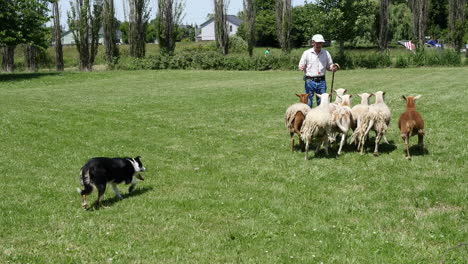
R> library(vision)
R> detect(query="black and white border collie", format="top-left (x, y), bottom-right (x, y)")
top-left (77, 156), bottom-right (146, 209)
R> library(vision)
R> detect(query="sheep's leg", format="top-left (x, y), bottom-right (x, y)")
top-left (359, 134), bottom-right (366, 154)
top-left (404, 134), bottom-right (411, 160)
top-left (299, 138), bottom-right (305, 152)
top-left (373, 132), bottom-right (382, 156)
top-left (418, 130), bottom-right (424, 152)
top-left (383, 135), bottom-right (389, 144)
top-left (304, 141), bottom-right (309, 160)
top-left (323, 137), bottom-right (329, 156)
top-left (290, 132), bottom-right (295, 152)
top-left (338, 133), bottom-right (346, 155)
top-left (315, 142), bottom-right (320, 154)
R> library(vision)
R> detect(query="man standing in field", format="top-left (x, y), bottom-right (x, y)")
top-left (298, 34), bottom-right (338, 107)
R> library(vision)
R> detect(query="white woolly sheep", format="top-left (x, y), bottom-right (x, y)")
top-left (300, 93), bottom-right (332, 160)
top-left (329, 94), bottom-right (354, 155)
top-left (351, 91), bottom-right (391, 156)
top-left (329, 88), bottom-right (348, 113)
top-left (351, 93), bottom-right (373, 131)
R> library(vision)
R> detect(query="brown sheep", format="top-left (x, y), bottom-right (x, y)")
top-left (398, 95), bottom-right (425, 160)
top-left (285, 93), bottom-right (311, 151)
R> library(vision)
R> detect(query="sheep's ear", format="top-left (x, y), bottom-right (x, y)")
top-left (296, 94), bottom-right (300, 98)
top-left (344, 89), bottom-right (348, 93)
top-left (414, 95), bottom-right (421, 100)
top-left (349, 94), bottom-right (352, 98)
top-left (383, 91), bottom-right (386, 96)
top-left (316, 94), bottom-right (322, 98)
top-left (357, 93), bottom-right (362, 98)
top-left (369, 94), bottom-right (374, 97)
top-left (402, 95), bottom-right (407, 101)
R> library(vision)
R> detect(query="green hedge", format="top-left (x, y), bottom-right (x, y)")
top-left (6, 44), bottom-right (465, 72)
top-left (115, 49), bottom-right (464, 71)
top-left (115, 52), bottom-right (300, 71)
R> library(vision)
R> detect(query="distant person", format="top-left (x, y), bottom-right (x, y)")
top-left (298, 34), bottom-right (338, 107)
top-left (264, 48), bottom-right (270, 56)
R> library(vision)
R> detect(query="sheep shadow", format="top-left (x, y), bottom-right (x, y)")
top-left (303, 144), bottom-right (339, 159)
top-left (0, 72), bottom-right (62, 82)
top-left (408, 145), bottom-right (430, 156)
top-left (358, 139), bottom-right (397, 155)
top-left (88, 186), bottom-right (153, 211)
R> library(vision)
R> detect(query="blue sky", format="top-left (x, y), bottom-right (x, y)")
top-left (58, 0), bottom-right (305, 28)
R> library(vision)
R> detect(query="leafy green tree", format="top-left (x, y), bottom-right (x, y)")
top-left (129, 0), bottom-right (150, 58)
top-left (448, 0), bottom-right (466, 52)
top-left (103, 0), bottom-right (119, 65)
top-left (156, 0), bottom-right (185, 55)
top-left (389, 2), bottom-right (413, 41)
top-left (120, 21), bottom-right (129, 44)
top-left (0, 0), bottom-right (51, 72)
top-left (317, 0), bottom-right (374, 54)
top-left (68, 0), bottom-right (103, 71)
top-left (427, 0), bottom-right (448, 40)
top-left (237, 0), bottom-right (277, 47)
top-left (146, 19), bottom-right (157, 43)
top-left (291, 3), bottom-right (325, 48)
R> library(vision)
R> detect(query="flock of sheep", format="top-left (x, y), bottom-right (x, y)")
top-left (285, 89), bottom-right (425, 160)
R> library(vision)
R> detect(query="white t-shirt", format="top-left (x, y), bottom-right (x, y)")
top-left (298, 48), bottom-right (334, 77)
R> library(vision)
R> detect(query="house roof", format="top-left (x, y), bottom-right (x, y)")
top-left (200, 15), bottom-right (243, 28)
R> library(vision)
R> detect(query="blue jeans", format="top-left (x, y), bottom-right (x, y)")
top-left (305, 80), bottom-right (327, 107)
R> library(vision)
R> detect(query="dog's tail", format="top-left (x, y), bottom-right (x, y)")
top-left (77, 168), bottom-right (93, 195)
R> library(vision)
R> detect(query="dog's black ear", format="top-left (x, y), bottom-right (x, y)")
top-left (135, 156), bottom-right (141, 160)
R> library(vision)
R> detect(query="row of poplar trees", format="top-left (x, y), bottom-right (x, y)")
top-left (0, 0), bottom-right (185, 72)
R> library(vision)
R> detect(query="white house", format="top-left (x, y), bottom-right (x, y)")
top-left (197, 15), bottom-right (242, 41)
top-left (53, 28), bottom-right (122, 45)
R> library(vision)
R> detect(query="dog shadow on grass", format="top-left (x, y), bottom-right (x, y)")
top-left (89, 186), bottom-right (153, 210)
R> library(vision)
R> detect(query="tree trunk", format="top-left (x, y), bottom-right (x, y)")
top-left (244, 0), bottom-right (256, 57)
top-left (448, 0), bottom-right (466, 53)
top-left (24, 45), bottom-right (39, 72)
top-left (214, 0), bottom-right (229, 55)
top-left (103, 0), bottom-right (119, 64)
top-left (1, 46), bottom-right (16, 73)
top-left (378, 0), bottom-right (390, 52)
top-left (129, 0), bottom-right (147, 58)
top-left (276, 0), bottom-right (292, 53)
top-left (53, 0), bottom-right (64, 71)
top-left (409, 0), bottom-right (430, 49)
top-left (339, 40), bottom-right (345, 56)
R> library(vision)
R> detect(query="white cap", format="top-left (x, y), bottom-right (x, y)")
top-left (311, 34), bottom-right (325, 43)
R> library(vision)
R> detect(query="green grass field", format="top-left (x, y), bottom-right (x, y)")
top-left (0, 68), bottom-right (466, 263)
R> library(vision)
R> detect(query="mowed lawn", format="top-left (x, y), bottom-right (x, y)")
top-left (0, 68), bottom-right (466, 263)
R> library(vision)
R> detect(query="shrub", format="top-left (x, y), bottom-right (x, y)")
top-left (228, 36), bottom-right (248, 53)
top-left (412, 49), bottom-right (426, 66)
top-left (395, 55), bottom-right (410, 68)
top-left (440, 49), bottom-right (461, 66)
top-left (332, 52), bottom-right (354, 69)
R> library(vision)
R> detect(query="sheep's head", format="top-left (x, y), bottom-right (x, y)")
top-left (358, 93), bottom-right (372, 104)
top-left (339, 94), bottom-right (352, 106)
top-left (374, 91), bottom-right (386, 103)
top-left (296, 93), bottom-right (311, 104)
top-left (317, 93), bottom-right (331, 104)
top-left (334, 88), bottom-right (347, 103)
top-left (402, 95), bottom-right (421, 107)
